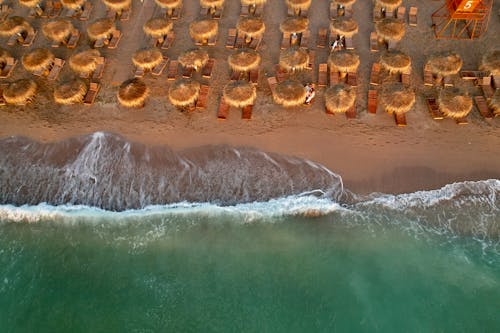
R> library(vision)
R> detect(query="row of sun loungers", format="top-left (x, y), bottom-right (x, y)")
top-left (217, 97), bottom-right (253, 120)
top-left (280, 32), bottom-right (309, 49)
top-left (200, 6), bottom-right (222, 19)
top-left (373, 5), bottom-right (417, 24)
top-left (225, 29), bottom-right (261, 50)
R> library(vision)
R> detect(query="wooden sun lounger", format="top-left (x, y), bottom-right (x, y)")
top-left (300, 30), bottom-right (310, 47)
top-left (456, 117), bottom-right (468, 125)
top-left (49, 2), bottom-right (62, 18)
top-left (92, 57), bottom-right (106, 80)
top-left (152, 57), bottom-right (168, 76)
top-left (0, 4), bottom-right (11, 21)
top-left (0, 58), bottom-right (17, 79)
top-left (42, 1), bottom-right (53, 18)
top-left (346, 103), bottom-right (357, 119)
top-left (84, 82), bottom-right (100, 105)
top-left (94, 38), bottom-right (105, 48)
top-left (387, 40), bottom-right (397, 50)
top-left (240, 5), bottom-right (249, 17)
top-left (481, 85), bottom-right (494, 99)
top-left (248, 37), bottom-right (261, 50)
top-left (226, 28), bottom-right (237, 49)
top-left (108, 31), bottom-right (122, 49)
top-left (474, 95), bottom-right (493, 119)
top-left (134, 67), bottom-right (145, 78)
top-left (7, 34), bottom-right (17, 46)
top-left (253, 5), bottom-right (263, 17)
top-left (347, 72), bottom-right (357, 87)
top-left (409, 7), bottom-right (417, 26)
top-left (281, 32), bottom-right (291, 50)
top-left (345, 37), bottom-right (354, 50)
top-left (196, 85), bottom-right (209, 110)
top-left (161, 32), bottom-right (175, 49)
top-left (22, 30), bottom-right (37, 47)
top-left (443, 76), bottom-right (454, 87)
top-left (212, 7), bottom-right (222, 19)
top-left (167, 60), bottom-right (178, 80)
top-left (394, 112), bottom-right (407, 126)
top-left (330, 70), bottom-right (339, 86)
top-left (460, 70), bottom-right (488, 81)
top-left (217, 97), bottom-right (230, 120)
top-left (182, 67), bottom-right (194, 78)
top-left (373, 6), bottom-right (382, 22)
top-left (207, 34), bottom-right (217, 46)
top-left (401, 72), bottom-right (411, 86)
top-left (317, 28), bottom-right (327, 48)
top-left (67, 30), bottom-right (80, 49)
top-left (267, 76), bottom-right (277, 96)
top-left (120, 7), bottom-right (131, 21)
top-left (370, 32), bottom-right (379, 52)
top-left (479, 75), bottom-right (491, 87)
top-left (493, 75), bottom-right (500, 89)
top-left (287, 6), bottom-right (294, 17)
top-left (385, 9), bottom-right (394, 19)
top-left (48, 58), bottom-right (64, 81)
top-left (79, 2), bottom-right (92, 21)
top-left (370, 63), bottom-right (380, 85)
top-left (242, 104), bottom-right (253, 120)
top-left (235, 34), bottom-right (244, 49)
top-left (202, 58), bottom-right (215, 78)
top-left (300, 7), bottom-right (308, 18)
top-left (0, 84), bottom-right (6, 106)
top-left (199, 6), bottom-right (208, 17)
top-left (230, 69), bottom-right (241, 81)
top-left (307, 50), bottom-right (315, 70)
top-left (397, 7), bottom-right (406, 22)
top-left (424, 65), bottom-right (434, 86)
top-left (368, 89), bottom-right (378, 114)
top-left (318, 64), bottom-right (328, 87)
top-left (426, 97), bottom-right (444, 120)
top-left (106, 9), bottom-right (116, 20)
top-left (169, 5), bottom-right (182, 19)
top-left (249, 69), bottom-right (259, 85)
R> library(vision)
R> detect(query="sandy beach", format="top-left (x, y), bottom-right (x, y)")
top-left (0, 0), bottom-right (499, 194)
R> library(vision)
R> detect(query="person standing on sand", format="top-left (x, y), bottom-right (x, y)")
top-left (305, 84), bottom-right (315, 104)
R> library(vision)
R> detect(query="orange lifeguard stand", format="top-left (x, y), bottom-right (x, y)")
top-left (431, 0), bottom-right (493, 39)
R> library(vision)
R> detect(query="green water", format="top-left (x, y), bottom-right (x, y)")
top-left (0, 217), bottom-right (499, 332)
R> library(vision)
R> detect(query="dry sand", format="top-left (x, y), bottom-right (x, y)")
top-left (0, 0), bottom-right (499, 194)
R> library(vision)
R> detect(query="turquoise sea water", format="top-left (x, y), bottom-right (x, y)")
top-left (0, 197), bottom-right (499, 332)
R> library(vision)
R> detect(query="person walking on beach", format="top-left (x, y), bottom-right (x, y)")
top-left (305, 84), bottom-right (315, 105)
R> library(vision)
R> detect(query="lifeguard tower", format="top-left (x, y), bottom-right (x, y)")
top-left (431, 0), bottom-right (493, 39)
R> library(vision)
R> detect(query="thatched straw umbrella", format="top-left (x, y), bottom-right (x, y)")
top-left (376, 0), bottom-right (401, 10)
top-left (103, 0), bottom-right (131, 13)
top-left (273, 80), bottom-right (307, 107)
top-left (223, 81), bottom-right (256, 108)
top-left (132, 48), bottom-right (163, 70)
top-left (200, 0), bottom-right (224, 9)
top-left (87, 19), bottom-right (115, 41)
top-left (69, 49), bottom-right (100, 75)
top-left (286, 0), bottom-right (311, 10)
top-left (325, 84), bottom-right (356, 113)
top-left (380, 50), bottom-right (411, 74)
top-left (3, 79), bottom-right (37, 105)
top-left (330, 17), bottom-right (358, 38)
top-left (375, 18), bottom-right (405, 41)
top-left (0, 16), bottom-right (32, 37)
top-left (61, 0), bottom-right (85, 10)
top-left (280, 17), bottom-right (309, 34)
top-left (155, 0), bottom-right (182, 15)
top-left (328, 50), bottom-right (360, 79)
top-left (426, 53), bottom-right (462, 77)
top-left (168, 79), bottom-right (200, 107)
top-left (22, 48), bottom-right (55, 73)
top-left (479, 50), bottom-right (500, 76)
top-left (189, 19), bottom-right (218, 43)
top-left (117, 78), bottom-right (149, 108)
top-left (143, 17), bottom-right (173, 39)
top-left (438, 87), bottom-right (472, 119)
top-left (42, 19), bottom-right (74, 43)
top-left (0, 48), bottom-right (12, 68)
top-left (237, 17), bottom-right (265, 42)
top-left (178, 48), bottom-right (209, 71)
top-left (279, 47), bottom-right (309, 72)
top-left (379, 82), bottom-right (415, 114)
top-left (54, 79), bottom-right (88, 105)
top-left (18, 0), bottom-right (41, 8)
top-left (228, 48), bottom-right (260, 72)
top-left (489, 89), bottom-right (499, 116)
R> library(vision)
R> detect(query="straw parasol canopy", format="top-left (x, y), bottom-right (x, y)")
top-left (18, 0), bottom-right (41, 8)
top-left (380, 50), bottom-right (411, 74)
top-left (334, 0), bottom-right (356, 7)
top-left (69, 49), bottom-right (100, 74)
top-left (330, 17), bottom-right (358, 37)
top-left (200, 0), bottom-right (224, 8)
top-left (189, 19), bottom-right (218, 41)
top-left (285, 0), bottom-right (311, 10)
top-left (223, 81), bottom-right (256, 108)
top-left (0, 16), bottom-right (32, 37)
top-left (61, 0), bottom-right (85, 9)
top-left (325, 84), bottom-right (356, 113)
top-left (42, 19), bottom-right (74, 43)
top-left (489, 89), bottom-right (500, 116)
top-left (168, 79), bottom-right (200, 107)
top-left (438, 87), bottom-right (472, 119)
top-left (132, 48), bottom-right (163, 70)
top-left (143, 17), bottom-right (173, 38)
top-left (0, 48), bottom-right (12, 67)
top-left (178, 48), bottom-right (209, 70)
top-left (479, 50), bottom-right (500, 76)
top-left (22, 48), bottom-right (55, 72)
top-left (376, 0), bottom-right (402, 10)
top-left (102, 0), bottom-right (132, 11)
top-left (87, 19), bottom-right (115, 40)
top-left (117, 78), bottom-right (149, 108)
top-left (54, 79), bottom-right (88, 105)
top-left (3, 79), bottom-right (37, 105)
top-left (273, 80), bottom-right (307, 107)
top-left (379, 82), bottom-right (415, 114)
top-left (237, 17), bottom-right (265, 38)
top-left (280, 17), bottom-right (309, 34)
top-left (426, 53), bottom-right (462, 76)
top-left (375, 18), bottom-right (405, 41)
top-left (228, 48), bottom-right (260, 72)
top-left (279, 47), bottom-right (309, 71)
top-left (155, 0), bottom-right (182, 9)
top-left (328, 50), bottom-right (360, 73)
top-left (241, 0), bottom-right (266, 5)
